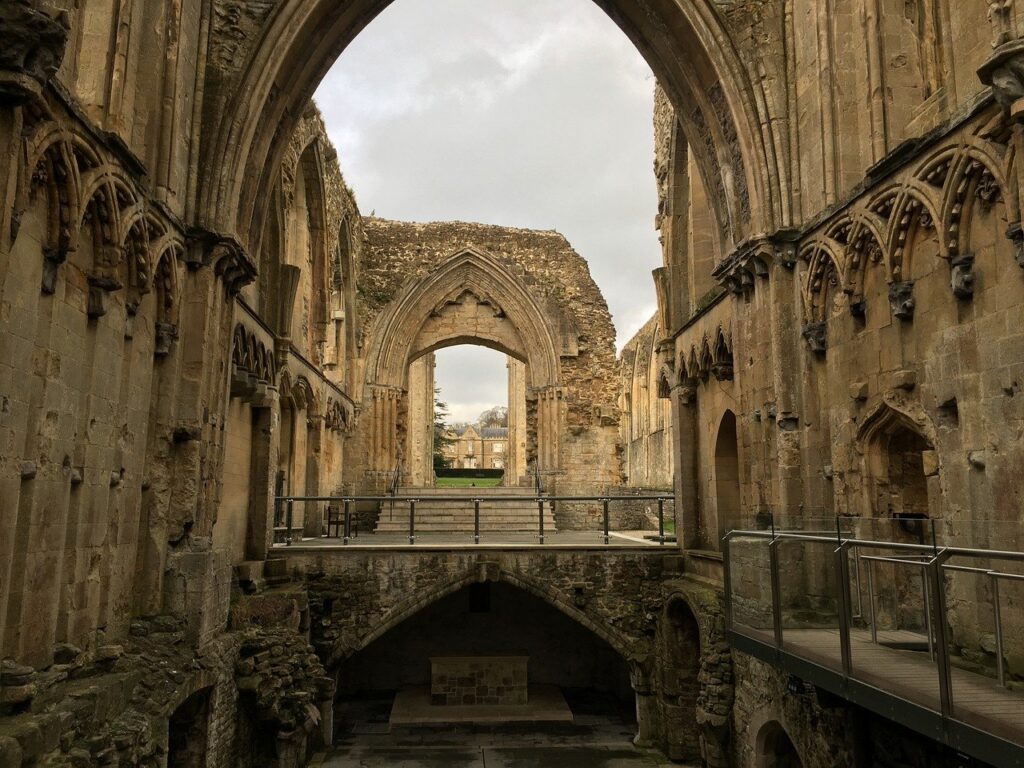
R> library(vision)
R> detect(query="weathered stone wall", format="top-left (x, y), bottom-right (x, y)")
top-left (618, 313), bottom-right (674, 490)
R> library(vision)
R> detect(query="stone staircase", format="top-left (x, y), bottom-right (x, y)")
top-left (374, 487), bottom-right (556, 534)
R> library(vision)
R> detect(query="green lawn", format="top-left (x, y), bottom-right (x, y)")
top-left (434, 476), bottom-right (503, 488)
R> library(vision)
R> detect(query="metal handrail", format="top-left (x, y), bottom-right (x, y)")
top-left (723, 527), bottom-right (1024, 716)
top-left (277, 493), bottom-right (675, 548)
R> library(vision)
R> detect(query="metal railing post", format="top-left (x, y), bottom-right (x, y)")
top-left (926, 552), bottom-right (954, 718)
top-left (603, 498), bottom-right (610, 545)
top-left (835, 541), bottom-right (854, 675)
top-left (722, 534), bottom-right (734, 630)
top-left (343, 499), bottom-right (351, 546)
top-left (538, 497), bottom-right (546, 545)
top-left (409, 499), bottom-right (416, 545)
top-left (769, 538), bottom-right (784, 649)
top-left (286, 499), bottom-right (294, 546)
top-left (657, 498), bottom-right (666, 545)
top-left (992, 573), bottom-right (1005, 688)
top-left (474, 498), bottom-right (481, 545)
top-left (921, 568), bottom-right (934, 660)
top-left (866, 556), bottom-right (877, 644)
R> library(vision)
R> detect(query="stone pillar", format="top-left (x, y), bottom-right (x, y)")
top-left (303, 414), bottom-right (324, 539)
top-left (535, 386), bottom-right (564, 479)
top-left (506, 358), bottom-right (528, 485)
top-left (768, 244), bottom-right (804, 521)
top-left (406, 354), bottom-right (435, 486)
top-left (630, 662), bottom-right (658, 748)
top-left (318, 698), bottom-right (334, 746)
top-left (246, 392), bottom-right (279, 561)
top-left (671, 380), bottom-right (700, 549)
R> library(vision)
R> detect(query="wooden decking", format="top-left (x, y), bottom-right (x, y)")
top-left (779, 627), bottom-right (1024, 747)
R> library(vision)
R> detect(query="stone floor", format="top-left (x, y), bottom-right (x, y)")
top-left (315, 744), bottom-right (674, 766)
top-left (319, 691), bottom-right (682, 767)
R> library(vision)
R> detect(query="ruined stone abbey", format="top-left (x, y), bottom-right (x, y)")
top-left (0, 0), bottom-right (1023, 766)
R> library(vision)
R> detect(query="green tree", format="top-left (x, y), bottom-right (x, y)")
top-left (433, 387), bottom-right (456, 470)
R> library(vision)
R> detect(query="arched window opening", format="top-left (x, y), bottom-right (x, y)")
top-left (714, 410), bottom-right (741, 545)
top-left (757, 721), bottom-right (803, 768)
top-left (167, 688), bottom-right (212, 768)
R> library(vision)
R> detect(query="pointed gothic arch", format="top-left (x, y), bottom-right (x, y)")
top-left (196, 0), bottom-right (785, 260)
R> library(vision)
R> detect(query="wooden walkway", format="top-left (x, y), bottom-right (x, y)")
top-left (781, 628), bottom-right (1024, 746)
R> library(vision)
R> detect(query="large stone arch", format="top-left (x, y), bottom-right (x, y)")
top-left (196, 0), bottom-right (785, 258)
top-left (357, 247), bottom-right (566, 482)
top-left (332, 567), bottom-right (640, 669)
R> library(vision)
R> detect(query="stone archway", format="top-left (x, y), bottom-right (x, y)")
top-left (755, 720), bottom-right (803, 768)
top-left (356, 248), bottom-right (565, 487)
top-left (196, 0), bottom-right (784, 261)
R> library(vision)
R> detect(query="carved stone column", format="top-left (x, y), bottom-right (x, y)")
top-left (629, 661), bottom-right (658, 748)
top-left (670, 379), bottom-right (700, 549)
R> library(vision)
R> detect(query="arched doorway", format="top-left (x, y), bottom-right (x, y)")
top-left (355, 248), bottom-right (566, 490)
top-left (756, 721), bottom-right (803, 768)
top-left (167, 688), bottom-right (212, 767)
top-left (714, 410), bottom-right (741, 543)
top-left (858, 402), bottom-right (936, 631)
top-left (660, 598), bottom-right (702, 761)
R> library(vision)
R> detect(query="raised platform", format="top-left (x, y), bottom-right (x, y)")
top-left (390, 684), bottom-right (573, 725)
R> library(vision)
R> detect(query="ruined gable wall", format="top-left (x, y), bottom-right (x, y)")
top-left (356, 218), bottom-right (618, 422)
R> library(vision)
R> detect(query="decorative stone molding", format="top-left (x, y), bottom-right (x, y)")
top-left (888, 281), bottom-right (916, 321)
top-left (801, 322), bottom-right (827, 355)
top-left (712, 230), bottom-right (800, 297)
top-left (0, 2), bottom-right (70, 105)
top-left (185, 229), bottom-right (257, 295)
top-left (950, 253), bottom-right (976, 300)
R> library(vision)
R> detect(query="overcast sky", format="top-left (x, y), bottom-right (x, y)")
top-left (314, 0), bottom-right (661, 423)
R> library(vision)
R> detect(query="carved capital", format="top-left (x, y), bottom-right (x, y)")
top-left (0, 2), bottom-right (70, 105)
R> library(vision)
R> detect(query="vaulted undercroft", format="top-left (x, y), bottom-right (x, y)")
top-left (1, 1), bottom-right (1024, 767)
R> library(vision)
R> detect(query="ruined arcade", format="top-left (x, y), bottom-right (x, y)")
top-left (0, 0), bottom-right (1023, 767)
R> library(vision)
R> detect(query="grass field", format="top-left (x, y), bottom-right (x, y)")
top-left (434, 476), bottom-right (503, 488)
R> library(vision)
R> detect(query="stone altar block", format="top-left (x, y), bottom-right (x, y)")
top-left (430, 654), bottom-right (528, 706)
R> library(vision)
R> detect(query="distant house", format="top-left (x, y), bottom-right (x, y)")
top-left (444, 424), bottom-right (509, 470)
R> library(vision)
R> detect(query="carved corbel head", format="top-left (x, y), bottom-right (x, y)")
top-left (888, 281), bottom-right (916, 321)
top-left (802, 322), bottom-right (827, 355)
top-left (950, 253), bottom-right (976, 300)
